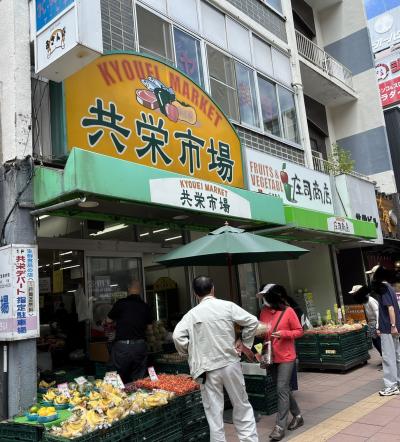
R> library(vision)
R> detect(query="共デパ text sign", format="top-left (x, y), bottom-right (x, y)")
top-left (64, 53), bottom-right (244, 188)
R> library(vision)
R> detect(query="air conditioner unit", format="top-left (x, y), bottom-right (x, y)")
top-left (34, 0), bottom-right (103, 82)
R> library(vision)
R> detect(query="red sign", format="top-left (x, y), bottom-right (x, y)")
top-left (379, 77), bottom-right (400, 107)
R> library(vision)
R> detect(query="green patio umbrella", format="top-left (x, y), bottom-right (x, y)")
top-left (157, 224), bottom-right (309, 297)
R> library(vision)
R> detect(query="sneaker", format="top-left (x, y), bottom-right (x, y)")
top-left (288, 415), bottom-right (304, 431)
top-left (379, 386), bottom-right (400, 396)
top-left (269, 425), bottom-right (285, 441)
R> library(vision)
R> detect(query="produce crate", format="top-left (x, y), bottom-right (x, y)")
top-left (244, 373), bottom-right (276, 395)
top-left (297, 328), bottom-right (370, 371)
top-left (134, 421), bottom-right (182, 442)
top-left (129, 402), bottom-right (181, 435)
top-left (185, 429), bottom-right (210, 442)
top-left (0, 422), bottom-right (44, 442)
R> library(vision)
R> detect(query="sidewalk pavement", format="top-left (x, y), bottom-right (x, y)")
top-left (224, 349), bottom-right (400, 441)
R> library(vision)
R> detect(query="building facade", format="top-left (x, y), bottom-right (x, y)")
top-left (0, 0), bottom-right (382, 416)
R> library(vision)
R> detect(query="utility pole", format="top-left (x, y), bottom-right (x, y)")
top-left (0, 0), bottom-right (37, 418)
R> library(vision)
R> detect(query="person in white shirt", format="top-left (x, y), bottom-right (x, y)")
top-left (173, 276), bottom-right (259, 442)
top-left (349, 284), bottom-right (381, 356)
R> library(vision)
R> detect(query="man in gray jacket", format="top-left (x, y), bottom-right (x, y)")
top-left (173, 276), bottom-right (259, 442)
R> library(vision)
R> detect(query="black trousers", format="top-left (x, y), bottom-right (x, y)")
top-left (111, 341), bottom-right (147, 384)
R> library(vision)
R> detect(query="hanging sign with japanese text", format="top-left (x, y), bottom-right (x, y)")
top-left (327, 217), bottom-right (355, 235)
top-left (149, 178), bottom-right (251, 219)
top-left (375, 48), bottom-right (400, 107)
top-left (0, 245), bottom-right (39, 341)
top-left (245, 148), bottom-right (334, 214)
top-left (64, 53), bottom-right (244, 188)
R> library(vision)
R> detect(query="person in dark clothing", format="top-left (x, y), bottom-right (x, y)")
top-left (367, 265), bottom-right (400, 396)
top-left (106, 279), bottom-right (152, 383)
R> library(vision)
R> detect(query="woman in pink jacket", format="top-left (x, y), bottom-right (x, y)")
top-left (258, 284), bottom-right (304, 441)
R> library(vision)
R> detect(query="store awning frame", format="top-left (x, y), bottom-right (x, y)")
top-left (33, 148), bottom-right (286, 231)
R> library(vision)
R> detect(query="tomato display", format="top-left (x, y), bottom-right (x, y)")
top-left (135, 374), bottom-right (199, 396)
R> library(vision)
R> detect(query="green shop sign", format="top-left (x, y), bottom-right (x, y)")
top-left (34, 149), bottom-right (285, 228)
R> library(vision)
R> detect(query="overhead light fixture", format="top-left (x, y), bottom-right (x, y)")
top-left (173, 215), bottom-right (189, 220)
top-left (38, 265), bottom-right (43, 269)
top-left (45, 264), bottom-right (50, 267)
top-left (62, 264), bottom-right (80, 270)
top-left (60, 251), bottom-right (73, 256)
top-left (153, 228), bottom-right (169, 234)
top-left (63, 259), bottom-right (72, 264)
top-left (110, 284), bottom-right (119, 287)
top-left (90, 224), bottom-right (128, 236)
top-left (67, 290), bottom-right (77, 293)
top-left (165, 235), bottom-right (182, 242)
top-left (78, 200), bottom-right (99, 208)
top-left (53, 261), bottom-right (60, 266)
top-left (38, 215), bottom-right (50, 220)
top-left (140, 232), bottom-right (150, 237)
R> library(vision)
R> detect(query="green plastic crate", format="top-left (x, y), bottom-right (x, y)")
top-left (135, 420), bottom-right (182, 442)
top-left (153, 361), bottom-right (190, 375)
top-left (248, 393), bottom-right (277, 415)
top-left (185, 429), bottom-right (210, 442)
top-left (0, 422), bottom-right (44, 442)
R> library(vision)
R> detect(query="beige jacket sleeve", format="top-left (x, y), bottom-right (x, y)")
top-left (231, 303), bottom-right (259, 348)
top-left (172, 314), bottom-right (190, 356)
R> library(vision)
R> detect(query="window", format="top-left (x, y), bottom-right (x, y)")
top-left (226, 18), bottom-right (251, 62)
top-left (235, 63), bottom-right (259, 128)
top-left (272, 48), bottom-right (292, 86)
top-left (253, 36), bottom-right (273, 77)
top-left (278, 86), bottom-right (299, 143)
top-left (207, 45), bottom-right (239, 121)
top-left (174, 29), bottom-right (204, 87)
top-left (201, 1), bottom-right (227, 49)
top-left (137, 5), bottom-right (174, 64)
top-left (168, 0), bottom-right (198, 31)
top-left (258, 76), bottom-right (281, 137)
top-left (264, 0), bottom-right (282, 14)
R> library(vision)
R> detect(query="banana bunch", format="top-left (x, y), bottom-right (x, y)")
top-left (69, 393), bottom-right (86, 407)
top-left (60, 418), bottom-right (88, 438)
top-left (88, 391), bottom-right (102, 401)
top-left (39, 380), bottom-right (56, 389)
top-left (95, 398), bottom-right (113, 412)
top-left (86, 409), bottom-right (105, 429)
top-left (43, 391), bottom-right (56, 402)
top-left (106, 406), bottom-right (125, 423)
top-left (54, 395), bottom-right (69, 405)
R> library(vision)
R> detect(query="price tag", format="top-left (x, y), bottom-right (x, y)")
top-left (104, 371), bottom-right (125, 389)
top-left (57, 382), bottom-right (70, 398)
top-left (325, 349), bottom-right (336, 355)
top-left (74, 376), bottom-right (87, 386)
top-left (148, 366), bottom-right (159, 382)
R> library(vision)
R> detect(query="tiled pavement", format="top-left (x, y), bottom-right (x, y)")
top-left (224, 350), bottom-right (400, 441)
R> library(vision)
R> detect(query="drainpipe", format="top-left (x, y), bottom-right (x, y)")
top-left (30, 197), bottom-right (86, 217)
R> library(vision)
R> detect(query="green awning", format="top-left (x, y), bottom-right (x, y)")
top-left (33, 148), bottom-right (285, 230)
top-left (256, 206), bottom-right (377, 243)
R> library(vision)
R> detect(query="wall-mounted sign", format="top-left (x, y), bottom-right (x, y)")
top-left (64, 54), bottom-right (244, 188)
top-left (368, 6), bottom-right (400, 53)
top-left (35, 0), bottom-right (102, 81)
top-left (35, 0), bottom-right (74, 32)
top-left (0, 245), bottom-right (39, 341)
top-left (335, 174), bottom-right (382, 243)
top-left (149, 178), bottom-right (251, 218)
top-left (327, 217), bottom-right (355, 235)
top-left (245, 148), bottom-right (334, 213)
top-left (36, 9), bottom-right (76, 74)
top-left (375, 49), bottom-right (400, 107)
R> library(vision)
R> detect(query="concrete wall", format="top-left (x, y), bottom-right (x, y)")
top-left (314, 0), bottom-right (395, 192)
top-left (0, 0), bottom-right (32, 162)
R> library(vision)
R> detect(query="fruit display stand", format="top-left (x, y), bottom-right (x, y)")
top-left (241, 362), bottom-right (278, 415)
top-left (296, 324), bottom-right (369, 372)
top-left (1, 373), bottom-right (209, 442)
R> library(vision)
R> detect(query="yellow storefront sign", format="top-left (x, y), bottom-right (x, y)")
top-left (64, 53), bottom-right (244, 188)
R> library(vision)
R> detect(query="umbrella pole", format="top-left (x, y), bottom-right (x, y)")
top-left (228, 254), bottom-right (233, 302)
